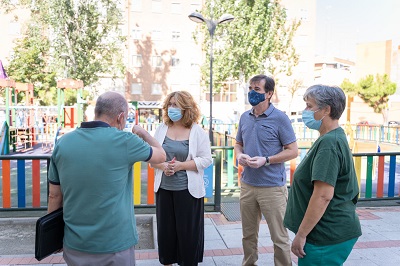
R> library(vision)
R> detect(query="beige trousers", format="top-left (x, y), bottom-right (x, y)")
top-left (240, 182), bottom-right (292, 266)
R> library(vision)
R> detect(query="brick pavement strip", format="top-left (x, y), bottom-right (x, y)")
top-left (1, 207), bottom-right (400, 265)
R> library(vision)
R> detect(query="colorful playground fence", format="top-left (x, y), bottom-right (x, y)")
top-left (0, 148), bottom-right (399, 211)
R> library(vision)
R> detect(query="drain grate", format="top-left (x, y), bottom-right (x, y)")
top-left (220, 202), bottom-right (267, 222)
top-left (221, 202), bottom-right (242, 222)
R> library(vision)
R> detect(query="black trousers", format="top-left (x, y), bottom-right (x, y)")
top-left (156, 188), bottom-right (204, 266)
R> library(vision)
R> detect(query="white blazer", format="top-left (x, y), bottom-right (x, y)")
top-left (154, 123), bottom-right (212, 198)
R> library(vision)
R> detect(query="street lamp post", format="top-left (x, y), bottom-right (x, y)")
top-left (188, 12), bottom-right (234, 145)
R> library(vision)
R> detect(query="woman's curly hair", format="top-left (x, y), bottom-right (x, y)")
top-left (162, 91), bottom-right (201, 128)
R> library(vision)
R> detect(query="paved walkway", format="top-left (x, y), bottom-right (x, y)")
top-left (1, 206), bottom-right (400, 265)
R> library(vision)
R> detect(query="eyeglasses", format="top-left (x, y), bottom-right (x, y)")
top-left (117, 112), bottom-right (126, 121)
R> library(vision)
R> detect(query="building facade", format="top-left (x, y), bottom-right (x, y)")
top-left (1, 0), bottom-right (317, 121)
top-left (270, 0), bottom-right (317, 116)
top-left (123, 0), bottom-right (203, 104)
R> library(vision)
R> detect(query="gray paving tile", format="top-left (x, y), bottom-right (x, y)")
top-left (354, 247), bottom-right (400, 266)
top-left (217, 228), bottom-right (243, 249)
top-left (137, 257), bottom-right (215, 266)
top-left (345, 249), bottom-right (378, 265)
top-left (205, 238), bottom-right (228, 250)
top-left (205, 224), bottom-right (222, 240)
top-left (137, 259), bottom-right (161, 265)
top-left (361, 219), bottom-right (400, 232)
top-left (358, 226), bottom-right (390, 242)
top-left (376, 230), bottom-right (400, 240)
top-left (371, 212), bottom-right (400, 225)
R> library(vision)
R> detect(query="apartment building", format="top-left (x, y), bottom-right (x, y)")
top-left (1, 0), bottom-right (317, 120)
top-left (354, 40), bottom-right (400, 124)
top-left (123, 0), bottom-right (203, 103)
top-left (268, 0), bottom-right (316, 115)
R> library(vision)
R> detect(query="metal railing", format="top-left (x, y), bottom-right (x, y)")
top-left (1, 123), bottom-right (399, 211)
top-left (1, 149), bottom-right (399, 211)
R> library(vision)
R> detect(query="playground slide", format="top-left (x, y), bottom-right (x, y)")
top-left (0, 121), bottom-right (9, 155)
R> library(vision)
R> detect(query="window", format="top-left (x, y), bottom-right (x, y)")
top-left (152, 56), bottom-right (162, 67)
top-left (132, 55), bottom-right (142, 67)
top-left (171, 2), bottom-right (182, 14)
top-left (132, 0), bottom-right (142, 11)
top-left (152, 30), bottom-right (162, 40)
top-left (131, 83), bottom-right (142, 95)
top-left (152, 0), bottom-right (162, 13)
top-left (300, 8), bottom-right (308, 21)
top-left (132, 27), bottom-right (142, 40)
top-left (171, 56), bottom-right (180, 67)
top-left (151, 83), bottom-right (162, 95)
top-left (190, 57), bottom-right (200, 67)
top-left (172, 31), bottom-right (181, 41)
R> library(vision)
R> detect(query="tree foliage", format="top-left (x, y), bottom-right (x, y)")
top-left (1, 0), bottom-right (125, 99)
top-left (341, 74), bottom-right (397, 120)
top-left (287, 78), bottom-right (303, 112)
top-left (340, 78), bottom-right (357, 96)
top-left (6, 23), bottom-right (58, 105)
top-left (195, 0), bottom-right (300, 92)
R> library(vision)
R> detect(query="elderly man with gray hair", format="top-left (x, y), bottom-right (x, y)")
top-left (47, 91), bottom-right (166, 265)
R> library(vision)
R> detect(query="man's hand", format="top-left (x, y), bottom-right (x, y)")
top-left (246, 156), bottom-right (266, 168)
top-left (237, 154), bottom-right (251, 167)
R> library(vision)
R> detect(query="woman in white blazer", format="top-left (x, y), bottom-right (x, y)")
top-left (152, 91), bottom-right (212, 266)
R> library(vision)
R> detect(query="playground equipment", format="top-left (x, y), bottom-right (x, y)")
top-left (0, 78), bottom-right (36, 152)
top-left (0, 77), bottom-right (84, 154)
top-left (56, 78), bottom-right (85, 128)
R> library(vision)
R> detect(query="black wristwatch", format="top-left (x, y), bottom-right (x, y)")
top-left (264, 156), bottom-right (270, 166)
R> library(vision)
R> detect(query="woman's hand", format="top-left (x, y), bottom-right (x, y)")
top-left (170, 160), bottom-right (184, 172)
top-left (163, 157), bottom-right (176, 176)
top-left (291, 234), bottom-right (306, 258)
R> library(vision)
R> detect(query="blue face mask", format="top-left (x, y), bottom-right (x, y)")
top-left (248, 90), bottom-right (266, 106)
top-left (302, 109), bottom-right (324, 130)
top-left (168, 107), bottom-right (183, 122)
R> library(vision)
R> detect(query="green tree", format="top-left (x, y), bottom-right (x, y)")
top-left (1, 0), bottom-right (125, 89)
top-left (341, 74), bottom-right (397, 123)
top-left (287, 78), bottom-right (303, 114)
top-left (6, 23), bottom-right (58, 105)
top-left (341, 78), bottom-right (357, 97)
top-left (195, 0), bottom-right (300, 98)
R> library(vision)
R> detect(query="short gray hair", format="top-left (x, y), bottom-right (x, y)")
top-left (303, 85), bottom-right (346, 120)
top-left (95, 91), bottom-right (128, 119)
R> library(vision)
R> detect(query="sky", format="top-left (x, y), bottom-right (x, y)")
top-left (316, 0), bottom-right (400, 61)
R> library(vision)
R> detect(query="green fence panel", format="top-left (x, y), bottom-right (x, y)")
top-left (365, 156), bottom-right (373, 198)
